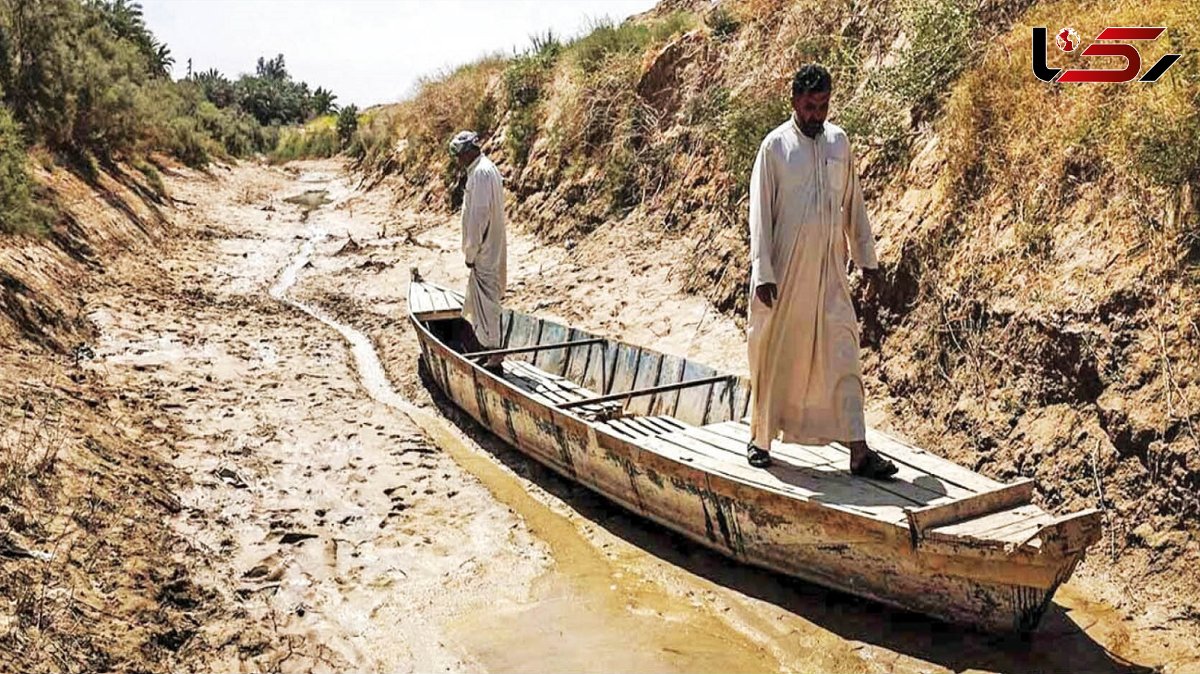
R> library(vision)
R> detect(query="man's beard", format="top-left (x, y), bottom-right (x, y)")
top-left (799, 119), bottom-right (824, 138)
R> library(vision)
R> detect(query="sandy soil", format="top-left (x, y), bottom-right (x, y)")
top-left (69, 158), bottom-right (1200, 673)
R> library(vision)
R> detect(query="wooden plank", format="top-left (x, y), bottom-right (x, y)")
top-left (710, 419), bottom-right (993, 498)
top-left (595, 419), bottom-right (639, 441)
top-left (565, 332), bottom-right (599, 385)
top-left (705, 421), bottom-right (976, 505)
top-left (644, 433), bottom-right (912, 524)
top-left (608, 417), bottom-right (664, 439)
top-left (930, 505), bottom-right (1047, 538)
top-left (652, 428), bottom-right (907, 512)
top-left (705, 377), bottom-right (737, 425)
top-left (503, 361), bottom-right (576, 404)
top-left (506, 313), bottom-right (536, 352)
top-left (408, 283), bottom-right (433, 313)
top-left (609, 344), bottom-right (642, 396)
top-left (649, 355), bottom-right (686, 418)
top-left (500, 312), bottom-right (513, 348)
top-left (638, 416), bottom-right (685, 436)
top-left (906, 479), bottom-right (1035, 542)
top-left (505, 360), bottom-right (620, 417)
top-left (430, 287), bottom-right (451, 313)
top-left (683, 424), bottom-right (832, 469)
top-left (625, 351), bottom-right (663, 416)
top-left (558, 376), bottom-right (732, 410)
top-left (675, 360), bottom-right (717, 426)
top-left (705, 421), bottom-right (849, 464)
top-left (865, 429), bottom-right (1001, 494)
top-left (536, 322), bottom-right (571, 374)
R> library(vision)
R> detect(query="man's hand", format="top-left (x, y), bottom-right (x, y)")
top-left (861, 268), bottom-right (881, 304)
top-left (755, 283), bottom-right (778, 308)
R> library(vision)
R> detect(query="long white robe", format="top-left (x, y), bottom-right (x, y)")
top-left (747, 117), bottom-right (878, 449)
top-left (461, 154), bottom-right (507, 347)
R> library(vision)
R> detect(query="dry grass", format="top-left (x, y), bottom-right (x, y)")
top-left (0, 379), bottom-right (204, 674)
top-left (944, 0), bottom-right (1199, 214)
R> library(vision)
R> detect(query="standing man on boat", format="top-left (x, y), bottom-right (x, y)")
top-left (449, 130), bottom-right (507, 373)
top-left (744, 64), bottom-right (897, 479)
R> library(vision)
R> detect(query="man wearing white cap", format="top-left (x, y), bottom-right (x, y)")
top-left (449, 130), bottom-right (507, 372)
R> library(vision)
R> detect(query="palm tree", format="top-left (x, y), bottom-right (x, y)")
top-left (311, 87), bottom-right (338, 116)
top-left (151, 40), bottom-right (174, 78)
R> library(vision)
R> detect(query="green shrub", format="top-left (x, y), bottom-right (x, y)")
top-left (271, 123), bottom-right (339, 163)
top-left (721, 91), bottom-right (790, 199)
top-left (570, 13), bottom-right (697, 74)
top-left (885, 0), bottom-right (979, 115)
top-left (336, 105), bottom-right (359, 147)
top-left (503, 52), bottom-right (557, 167)
top-left (706, 6), bottom-right (740, 38)
top-left (571, 17), bottom-right (652, 74)
top-left (133, 158), bottom-right (166, 197)
top-left (0, 104), bottom-right (49, 235)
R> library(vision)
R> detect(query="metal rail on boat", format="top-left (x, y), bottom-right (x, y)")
top-left (557, 375), bottom-right (734, 410)
top-left (464, 338), bottom-right (607, 361)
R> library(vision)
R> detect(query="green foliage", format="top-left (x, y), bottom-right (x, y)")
top-left (504, 54), bottom-right (551, 109)
top-left (684, 84), bottom-right (730, 149)
top-left (132, 157), bottom-right (165, 197)
top-left (471, 95), bottom-right (498, 138)
top-left (502, 50), bottom-right (557, 167)
top-left (191, 68), bottom-right (236, 107)
top-left (527, 30), bottom-right (561, 58)
top-left (886, 0), bottom-right (979, 115)
top-left (346, 112), bottom-right (396, 173)
top-left (91, 0), bottom-right (171, 78)
top-left (233, 55), bottom-right (317, 126)
top-left (336, 104), bottom-right (358, 147)
top-left (312, 86), bottom-right (337, 116)
top-left (1132, 114), bottom-right (1200, 189)
top-left (721, 91), bottom-right (790, 199)
top-left (705, 5), bottom-right (740, 38)
top-left (272, 117), bottom-right (339, 163)
top-left (570, 12), bottom-right (697, 74)
top-left (0, 103), bottom-right (49, 235)
top-left (0, 0), bottom-right (327, 169)
top-left (508, 107), bottom-right (538, 168)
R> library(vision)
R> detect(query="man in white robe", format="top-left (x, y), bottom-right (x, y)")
top-left (745, 65), bottom-right (897, 479)
top-left (449, 130), bottom-right (507, 372)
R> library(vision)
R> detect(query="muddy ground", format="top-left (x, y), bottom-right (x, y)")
top-left (30, 158), bottom-right (1198, 672)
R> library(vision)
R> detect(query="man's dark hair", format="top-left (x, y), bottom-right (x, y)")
top-left (792, 64), bottom-right (832, 96)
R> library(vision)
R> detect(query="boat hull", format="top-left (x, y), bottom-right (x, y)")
top-left (412, 313), bottom-right (1094, 633)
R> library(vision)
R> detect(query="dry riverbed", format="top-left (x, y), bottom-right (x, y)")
top-left (69, 158), bottom-right (1200, 673)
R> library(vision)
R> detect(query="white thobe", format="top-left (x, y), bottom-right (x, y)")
top-left (747, 117), bottom-right (878, 448)
top-left (461, 154), bottom-right (507, 347)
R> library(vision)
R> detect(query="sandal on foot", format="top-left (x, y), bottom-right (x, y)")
top-left (746, 444), bottom-right (772, 468)
top-left (851, 451), bottom-right (898, 479)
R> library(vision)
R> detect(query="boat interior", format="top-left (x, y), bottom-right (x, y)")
top-left (409, 280), bottom-right (1077, 549)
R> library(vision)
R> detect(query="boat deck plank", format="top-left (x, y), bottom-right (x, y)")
top-left (504, 359), bottom-right (620, 416)
top-left (409, 281), bottom-right (464, 320)
top-left (678, 425), bottom-right (967, 511)
top-left (865, 429), bottom-right (1002, 494)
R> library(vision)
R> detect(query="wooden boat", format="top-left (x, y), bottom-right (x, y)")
top-left (407, 279), bottom-right (1101, 633)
